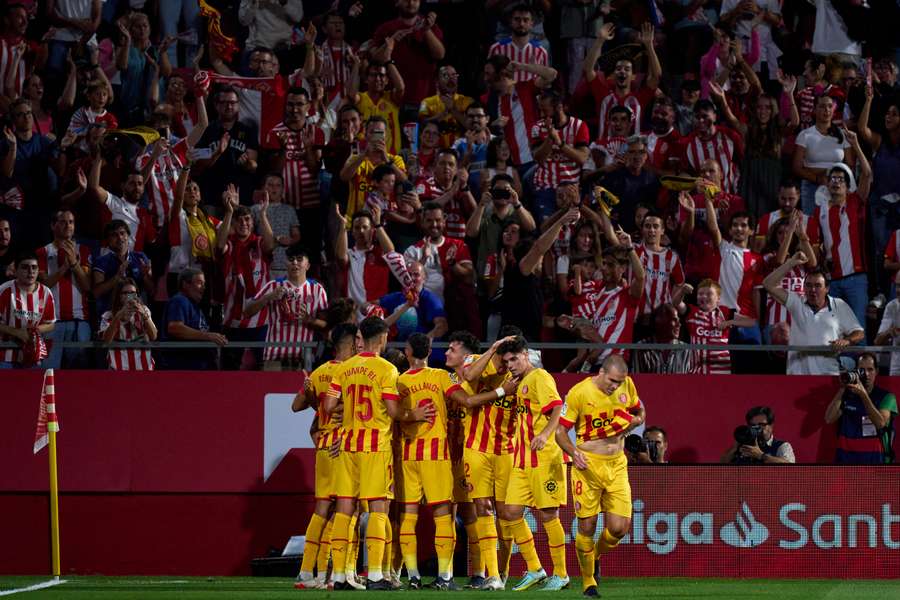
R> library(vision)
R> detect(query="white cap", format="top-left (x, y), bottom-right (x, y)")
top-left (828, 162), bottom-right (857, 192)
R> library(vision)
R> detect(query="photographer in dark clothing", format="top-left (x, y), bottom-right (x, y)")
top-left (721, 406), bottom-right (795, 464)
top-left (825, 353), bottom-right (898, 464)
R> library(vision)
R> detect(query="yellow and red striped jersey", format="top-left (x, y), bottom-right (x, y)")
top-left (398, 367), bottom-right (462, 461)
top-left (307, 359), bottom-right (344, 449)
top-left (512, 368), bottom-right (564, 468)
top-left (328, 352), bottom-right (400, 452)
top-left (559, 375), bottom-right (642, 443)
top-left (462, 354), bottom-right (517, 455)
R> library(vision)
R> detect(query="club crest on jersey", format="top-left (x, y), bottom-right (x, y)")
top-left (618, 393), bottom-right (628, 404)
top-left (545, 479), bottom-right (558, 493)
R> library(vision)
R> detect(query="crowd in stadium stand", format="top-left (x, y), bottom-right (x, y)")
top-left (0, 0), bottom-right (899, 375)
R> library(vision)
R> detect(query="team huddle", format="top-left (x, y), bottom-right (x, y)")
top-left (292, 317), bottom-right (645, 595)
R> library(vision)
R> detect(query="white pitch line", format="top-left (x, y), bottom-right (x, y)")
top-left (0, 578), bottom-right (67, 596)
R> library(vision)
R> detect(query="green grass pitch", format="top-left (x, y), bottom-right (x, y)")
top-left (1, 577), bottom-right (899, 599)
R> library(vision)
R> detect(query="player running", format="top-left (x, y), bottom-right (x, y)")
top-left (554, 354), bottom-right (645, 597)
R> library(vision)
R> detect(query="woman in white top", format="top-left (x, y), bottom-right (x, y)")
top-left (792, 94), bottom-right (854, 215)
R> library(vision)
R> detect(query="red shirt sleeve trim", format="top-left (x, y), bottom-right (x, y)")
top-left (541, 399), bottom-right (563, 415)
top-left (558, 417), bottom-right (575, 429)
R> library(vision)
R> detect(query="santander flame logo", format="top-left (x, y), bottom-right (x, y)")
top-left (719, 502), bottom-right (770, 548)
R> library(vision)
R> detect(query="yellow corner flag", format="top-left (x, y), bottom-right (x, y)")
top-left (33, 369), bottom-right (61, 577)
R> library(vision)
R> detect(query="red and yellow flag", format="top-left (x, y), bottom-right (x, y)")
top-left (198, 0), bottom-right (240, 62)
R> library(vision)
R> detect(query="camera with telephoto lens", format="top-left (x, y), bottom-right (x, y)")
top-left (624, 433), bottom-right (647, 455)
top-left (734, 424), bottom-right (765, 447)
top-left (645, 439), bottom-right (660, 463)
top-left (839, 367), bottom-right (868, 387)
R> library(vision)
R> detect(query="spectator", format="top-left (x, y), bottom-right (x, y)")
top-left (99, 277), bottom-right (157, 370)
top-left (634, 211), bottom-right (687, 328)
top-left (65, 79), bottom-right (118, 154)
top-left (238, 0), bottom-right (304, 56)
top-left (487, 4), bottom-right (549, 83)
top-left (194, 86), bottom-right (259, 209)
top-left (0, 4), bottom-right (29, 99)
top-left (6, 98), bottom-right (64, 221)
top-left (92, 220), bottom-right (154, 316)
top-left (305, 76), bottom-right (338, 144)
top-left (114, 12), bottom-right (163, 126)
top-left (825, 352), bottom-right (897, 464)
top-left (721, 406), bottom-right (796, 464)
top-left (36, 210), bottom-right (92, 369)
top-left (794, 56), bottom-right (831, 131)
top-left (452, 103), bottom-right (491, 173)
top-left (21, 73), bottom-right (55, 138)
top-left (216, 186), bottom-right (275, 370)
top-left (556, 205), bottom-right (603, 300)
top-left (682, 99), bottom-right (744, 194)
top-left (719, 0), bottom-right (782, 80)
top-left (371, 0), bottom-right (446, 113)
top-left (753, 180), bottom-right (807, 253)
top-left (0, 218), bottom-right (13, 283)
top-left (586, 105), bottom-right (633, 175)
top-left (347, 59), bottom-right (406, 155)
top-left (89, 152), bottom-right (157, 252)
top-left (45, 0), bottom-right (102, 77)
top-left (0, 251), bottom-right (55, 368)
top-left (334, 205), bottom-right (410, 318)
top-left (321, 104), bottom-right (362, 208)
top-left (166, 166), bottom-right (221, 295)
top-left (465, 173), bottom-right (536, 285)
top-left (558, 0), bottom-right (604, 94)
top-left (806, 149), bottom-right (873, 328)
top-left (482, 219), bottom-right (520, 340)
top-left (876, 272), bottom-right (900, 375)
top-left (158, 0), bottom-right (200, 67)
top-left (632, 303), bottom-right (696, 375)
top-left (379, 259), bottom-right (447, 345)
top-left (792, 95), bottom-right (854, 215)
top-left (414, 148), bottom-right (475, 241)
top-left (530, 90), bottom-right (590, 224)
top-left (404, 121), bottom-right (440, 182)
top-left (643, 96), bottom-right (682, 173)
top-left (313, 11), bottom-right (353, 110)
top-left (418, 64), bottom-right (473, 148)
top-left (681, 278), bottom-right (756, 375)
top-left (674, 79), bottom-right (701, 136)
top-left (339, 116), bottom-right (407, 226)
top-left (161, 267), bottom-right (226, 370)
top-left (251, 174), bottom-right (300, 279)
top-left (764, 258), bottom-right (864, 375)
top-left (643, 425), bottom-right (670, 464)
top-left (477, 137), bottom-right (523, 197)
top-left (583, 23), bottom-right (660, 142)
top-left (594, 136), bottom-right (660, 234)
top-left (244, 248), bottom-right (328, 371)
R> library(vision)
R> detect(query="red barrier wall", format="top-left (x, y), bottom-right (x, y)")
top-left (2, 372), bottom-right (898, 577)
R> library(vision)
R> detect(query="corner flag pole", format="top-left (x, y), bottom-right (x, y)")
top-left (48, 423), bottom-right (60, 577)
top-left (34, 368), bottom-right (61, 578)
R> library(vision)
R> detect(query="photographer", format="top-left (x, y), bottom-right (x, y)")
top-left (721, 406), bottom-right (795, 464)
top-left (625, 426), bottom-right (669, 464)
top-left (825, 353), bottom-right (898, 464)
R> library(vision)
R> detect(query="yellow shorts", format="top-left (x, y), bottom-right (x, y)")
top-left (314, 449), bottom-right (337, 499)
top-left (400, 459), bottom-right (453, 505)
top-left (464, 448), bottom-right (513, 501)
top-left (571, 451), bottom-right (631, 519)
top-left (452, 459), bottom-right (470, 503)
top-left (505, 462), bottom-right (568, 509)
top-left (334, 451), bottom-right (394, 501)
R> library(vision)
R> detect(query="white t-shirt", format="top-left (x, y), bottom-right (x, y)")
top-left (877, 298), bottom-right (900, 376)
top-left (785, 292), bottom-right (863, 375)
top-left (720, 0), bottom-right (782, 75)
top-left (105, 192), bottom-right (139, 251)
top-left (812, 0), bottom-right (862, 57)
top-left (795, 126), bottom-right (851, 170)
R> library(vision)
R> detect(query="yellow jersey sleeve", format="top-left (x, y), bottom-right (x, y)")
top-left (559, 379), bottom-right (585, 430)
top-left (533, 369), bottom-right (563, 415)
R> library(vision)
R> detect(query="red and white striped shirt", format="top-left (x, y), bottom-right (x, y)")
top-left (575, 283), bottom-right (639, 361)
top-left (415, 177), bottom-right (469, 239)
top-left (490, 80), bottom-right (539, 166)
top-left (591, 135), bottom-right (628, 167)
top-left (0, 37), bottom-right (26, 98)
top-left (316, 41), bottom-right (353, 107)
top-left (254, 278), bottom-right (328, 361)
top-left (682, 126), bottom-right (744, 194)
top-left (590, 78), bottom-right (654, 141)
top-left (644, 127), bottom-right (682, 171)
top-left (635, 245), bottom-right (685, 316)
top-left (0, 280), bottom-right (55, 363)
top-left (263, 122), bottom-right (325, 209)
top-left (711, 240), bottom-right (764, 319)
top-left (136, 138), bottom-right (189, 229)
top-left (756, 208), bottom-right (808, 239)
top-left (807, 194), bottom-right (867, 280)
top-left (221, 234), bottom-right (272, 329)
top-left (487, 38), bottom-right (549, 83)
top-left (98, 310), bottom-right (155, 370)
top-left (884, 229), bottom-right (900, 264)
top-left (763, 254), bottom-right (805, 326)
top-left (530, 116), bottom-right (589, 190)
top-left (36, 242), bottom-right (92, 321)
top-left (344, 245), bottom-right (410, 316)
top-left (686, 304), bottom-right (732, 374)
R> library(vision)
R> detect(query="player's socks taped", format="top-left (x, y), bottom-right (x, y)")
top-left (596, 528), bottom-right (622, 555)
top-left (316, 518), bottom-right (333, 576)
top-left (365, 512), bottom-right (388, 582)
top-left (497, 519), bottom-right (515, 575)
top-left (575, 532), bottom-right (596, 589)
top-left (399, 513), bottom-right (419, 578)
top-left (434, 513), bottom-right (455, 579)
top-left (464, 521), bottom-right (483, 576)
top-left (544, 517), bottom-right (568, 578)
top-left (510, 518), bottom-right (542, 572)
top-left (329, 512), bottom-right (352, 583)
top-left (299, 513), bottom-right (326, 577)
top-left (475, 516), bottom-right (500, 578)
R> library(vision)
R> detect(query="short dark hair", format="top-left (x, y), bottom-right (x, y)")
top-left (421, 201), bottom-right (443, 214)
top-left (286, 86), bottom-right (310, 101)
top-left (489, 173), bottom-right (514, 188)
top-left (359, 315), bottom-right (389, 340)
top-left (339, 104), bottom-right (361, 117)
top-left (497, 325), bottom-right (524, 339)
top-left (681, 79), bottom-right (701, 92)
top-left (285, 246), bottom-right (308, 261)
top-left (642, 210), bottom-right (664, 224)
top-left (351, 209), bottom-right (374, 225)
top-left (407, 332), bottom-right (432, 360)
top-left (857, 352), bottom-right (878, 367)
top-left (779, 179), bottom-right (801, 192)
top-left (539, 89), bottom-right (562, 107)
top-left (371, 164), bottom-right (395, 182)
top-left (383, 347), bottom-right (409, 372)
top-left (804, 267), bottom-right (830, 286)
top-left (104, 219), bottom-right (131, 238)
top-left (216, 85), bottom-right (239, 102)
top-left (326, 297), bottom-right (357, 328)
top-left (694, 99), bottom-right (717, 115)
top-left (746, 406), bottom-right (774, 425)
top-left (644, 425), bottom-right (667, 441)
top-left (465, 102), bottom-right (485, 114)
top-left (602, 246), bottom-right (630, 265)
top-left (365, 115), bottom-right (388, 129)
top-left (436, 147), bottom-right (459, 162)
top-left (234, 205), bottom-right (252, 219)
top-left (178, 267), bottom-right (203, 288)
top-left (728, 211), bottom-right (755, 229)
top-left (497, 335), bottom-right (528, 356)
top-left (264, 171), bottom-right (285, 185)
top-left (448, 330), bottom-right (479, 355)
top-left (14, 250), bottom-right (37, 266)
top-left (330, 323), bottom-right (358, 348)
top-left (487, 54), bottom-right (511, 74)
top-left (609, 105), bottom-right (633, 119)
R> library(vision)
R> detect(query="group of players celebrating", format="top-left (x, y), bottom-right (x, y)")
top-left (292, 317), bottom-right (645, 595)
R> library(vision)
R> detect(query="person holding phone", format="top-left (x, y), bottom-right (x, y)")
top-left (99, 277), bottom-right (157, 370)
